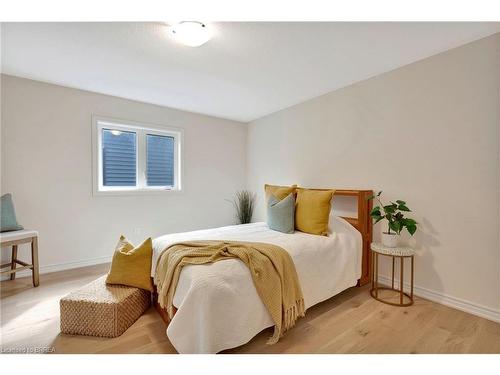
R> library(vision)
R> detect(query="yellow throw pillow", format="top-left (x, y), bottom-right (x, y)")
top-left (264, 184), bottom-right (297, 201)
top-left (295, 188), bottom-right (335, 236)
top-left (106, 236), bottom-right (154, 292)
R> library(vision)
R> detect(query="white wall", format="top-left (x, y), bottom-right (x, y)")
top-left (1, 75), bottom-right (247, 273)
top-left (247, 34), bottom-right (500, 317)
top-left (1, 34), bottom-right (499, 323)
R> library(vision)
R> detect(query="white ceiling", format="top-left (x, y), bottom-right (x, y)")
top-left (2, 22), bottom-right (499, 122)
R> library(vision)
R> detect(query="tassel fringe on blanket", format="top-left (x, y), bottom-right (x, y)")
top-left (269, 298), bottom-right (306, 344)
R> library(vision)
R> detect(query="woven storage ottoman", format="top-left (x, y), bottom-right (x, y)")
top-left (60, 276), bottom-right (151, 338)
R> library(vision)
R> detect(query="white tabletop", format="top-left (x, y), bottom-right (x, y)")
top-left (371, 242), bottom-right (415, 256)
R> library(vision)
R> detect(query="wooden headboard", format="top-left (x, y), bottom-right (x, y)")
top-left (334, 189), bottom-right (373, 286)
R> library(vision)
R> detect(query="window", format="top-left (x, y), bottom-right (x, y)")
top-left (102, 129), bottom-right (137, 187)
top-left (93, 117), bottom-right (182, 194)
top-left (146, 134), bottom-right (175, 187)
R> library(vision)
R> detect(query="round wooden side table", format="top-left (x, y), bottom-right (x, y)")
top-left (370, 242), bottom-right (415, 307)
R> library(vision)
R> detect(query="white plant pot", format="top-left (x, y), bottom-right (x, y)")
top-left (382, 232), bottom-right (400, 248)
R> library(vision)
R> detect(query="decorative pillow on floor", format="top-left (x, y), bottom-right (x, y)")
top-left (106, 236), bottom-right (154, 292)
top-left (267, 193), bottom-right (295, 233)
top-left (264, 184), bottom-right (297, 201)
top-left (295, 188), bottom-right (335, 236)
top-left (0, 193), bottom-right (24, 232)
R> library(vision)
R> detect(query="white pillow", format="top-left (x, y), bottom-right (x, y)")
top-left (328, 213), bottom-right (353, 235)
top-left (328, 212), bottom-right (338, 234)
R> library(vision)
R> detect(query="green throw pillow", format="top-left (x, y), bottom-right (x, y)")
top-left (267, 193), bottom-right (295, 234)
top-left (1, 193), bottom-right (24, 232)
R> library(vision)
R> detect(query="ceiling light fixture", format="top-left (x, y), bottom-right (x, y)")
top-left (168, 21), bottom-right (212, 47)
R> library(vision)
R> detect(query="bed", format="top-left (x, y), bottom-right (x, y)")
top-left (151, 189), bottom-right (373, 354)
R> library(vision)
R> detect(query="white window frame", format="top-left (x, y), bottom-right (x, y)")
top-left (92, 116), bottom-right (183, 196)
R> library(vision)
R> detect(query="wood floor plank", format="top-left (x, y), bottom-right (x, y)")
top-left (1, 263), bottom-right (499, 354)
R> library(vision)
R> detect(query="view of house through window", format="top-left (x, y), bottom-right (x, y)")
top-left (146, 134), bottom-right (175, 187)
top-left (94, 118), bottom-right (181, 193)
top-left (102, 129), bottom-right (137, 187)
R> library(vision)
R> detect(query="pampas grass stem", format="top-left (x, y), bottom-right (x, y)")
top-left (228, 190), bottom-right (256, 224)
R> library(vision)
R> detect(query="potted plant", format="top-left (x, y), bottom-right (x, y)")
top-left (227, 190), bottom-right (256, 224)
top-left (368, 191), bottom-right (417, 247)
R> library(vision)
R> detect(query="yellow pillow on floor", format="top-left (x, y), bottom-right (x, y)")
top-left (106, 236), bottom-right (154, 292)
top-left (264, 184), bottom-right (297, 201)
top-left (295, 188), bottom-right (335, 236)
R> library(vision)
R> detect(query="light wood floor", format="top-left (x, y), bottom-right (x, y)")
top-left (1, 263), bottom-right (500, 354)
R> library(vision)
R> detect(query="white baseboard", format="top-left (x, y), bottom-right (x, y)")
top-left (377, 275), bottom-right (500, 324)
top-left (0, 255), bottom-right (112, 281)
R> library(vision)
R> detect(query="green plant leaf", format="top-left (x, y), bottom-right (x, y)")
top-left (384, 204), bottom-right (396, 214)
top-left (389, 221), bottom-right (401, 234)
top-left (374, 216), bottom-right (385, 224)
top-left (403, 218), bottom-right (417, 226)
top-left (406, 224), bottom-right (417, 235)
top-left (377, 191), bottom-right (382, 196)
top-left (396, 200), bottom-right (406, 205)
top-left (370, 206), bottom-right (381, 214)
top-left (398, 204), bottom-right (411, 212)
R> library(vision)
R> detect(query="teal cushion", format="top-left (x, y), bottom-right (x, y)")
top-left (1, 193), bottom-right (24, 232)
top-left (267, 193), bottom-right (295, 234)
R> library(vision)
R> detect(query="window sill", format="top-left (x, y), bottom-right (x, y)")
top-left (92, 188), bottom-right (183, 197)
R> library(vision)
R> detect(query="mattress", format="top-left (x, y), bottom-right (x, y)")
top-left (152, 217), bottom-right (362, 353)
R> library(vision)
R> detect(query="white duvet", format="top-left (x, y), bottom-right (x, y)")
top-left (152, 217), bottom-right (362, 354)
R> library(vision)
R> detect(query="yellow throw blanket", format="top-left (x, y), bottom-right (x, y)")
top-left (154, 240), bottom-right (305, 344)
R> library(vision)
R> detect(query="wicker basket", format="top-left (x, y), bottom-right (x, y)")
top-left (60, 276), bottom-right (151, 338)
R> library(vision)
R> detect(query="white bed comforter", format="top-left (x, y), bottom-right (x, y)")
top-left (152, 217), bottom-right (362, 353)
